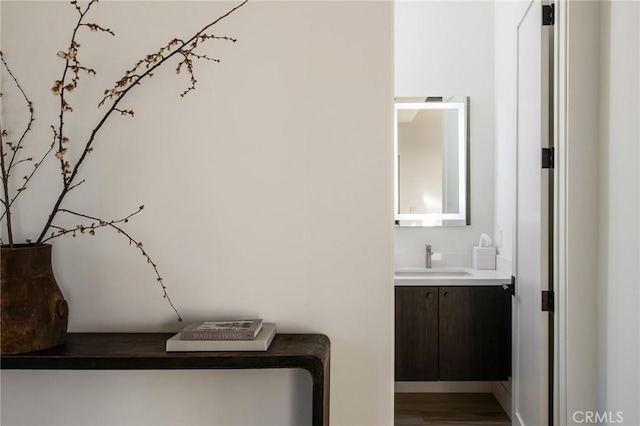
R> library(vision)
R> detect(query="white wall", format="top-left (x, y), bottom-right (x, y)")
top-left (597, 1), bottom-right (640, 424)
top-left (0, 2), bottom-right (395, 425)
top-left (394, 1), bottom-right (495, 264)
top-left (493, 0), bottom-right (519, 275)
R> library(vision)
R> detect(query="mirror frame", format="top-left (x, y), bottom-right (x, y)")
top-left (394, 97), bottom-right (470, 226)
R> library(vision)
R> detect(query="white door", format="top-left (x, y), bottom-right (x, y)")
top-left (514, 1), bottom-right (553, 425)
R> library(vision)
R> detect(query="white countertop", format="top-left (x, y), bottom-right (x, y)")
top-left (394, 267), bottom-right (510, 286)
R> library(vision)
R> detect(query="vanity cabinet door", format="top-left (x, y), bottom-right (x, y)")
top-left (395, 286), bottom-right (439, 381)
top-left (438, 286), bottom-right (511, 381)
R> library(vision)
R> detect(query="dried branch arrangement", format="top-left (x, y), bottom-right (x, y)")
top-left (0, 0), bottom-right (248, 320)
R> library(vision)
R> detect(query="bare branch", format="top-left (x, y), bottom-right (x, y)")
top-left (11, 157), bottom-right (34, 168)
top-left (0, 50), bottom-right (37, 247)
top-left (0, 119), bottom-right (13, 246)
top-left (99, 7), bottom-right (243, 106)
top-left (114, 108), bottom-right (135, 117)
top-left (67, 179), bottom-right (86, 192)
top-left (42, 206), bottom-right (144, 243)
top-left (42, 207), bottom-right (182, 321)
top-left (0, 140), bottom-right (55, 223)
top-left (36, 0), bottom-right (249, 244)
top-left (80, 22), bottom-right (115, 36)
top-left (53, 0), bottom-right (103, 186)
top-left (0, 52), bottom-right (35, 176)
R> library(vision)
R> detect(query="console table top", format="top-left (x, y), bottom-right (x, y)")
top-left (1, 332), bottom-right (331, 371)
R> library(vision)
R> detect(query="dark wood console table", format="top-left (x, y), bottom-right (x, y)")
top-left (1, 333), bottom-right (330, 426)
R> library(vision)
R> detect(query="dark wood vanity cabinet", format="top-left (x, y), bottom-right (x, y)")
top-left (395, 286), bottom-right (511, 382)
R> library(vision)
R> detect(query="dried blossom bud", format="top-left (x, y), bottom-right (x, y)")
top-left (57, 51), bottom-right (68, 59)
top-left (51, 80), bottom-right (63, 94)
top-left (82, 22), bottom-right (115, 36)
top-left (55, 148), bottom-right (67, 160)
top-left (61, 161), bottom-right (70, 178)
top-left (115, 108), bottom-right (135, 117)
top-left (62, 99), bottom-right (73, 112)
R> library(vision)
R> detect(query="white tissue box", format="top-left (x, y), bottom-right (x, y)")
top-left (472, 247), bottom-right (496, 270)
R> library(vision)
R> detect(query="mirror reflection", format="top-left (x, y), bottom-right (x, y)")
top-left (394, 97), bottom-right (469, 227)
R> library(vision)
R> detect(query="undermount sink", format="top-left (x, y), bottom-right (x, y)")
top-left (395, 269), bottom-right (471, 277)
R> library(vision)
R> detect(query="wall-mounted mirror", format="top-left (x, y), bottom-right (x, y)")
top-left (394, 96), bottom-right (470, 227)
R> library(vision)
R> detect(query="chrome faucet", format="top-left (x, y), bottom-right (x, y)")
top-left (425, 245), bottom-right (433, 268)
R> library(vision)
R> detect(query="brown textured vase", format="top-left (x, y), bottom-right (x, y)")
top-left (1, 244), bottom-right (69, 354)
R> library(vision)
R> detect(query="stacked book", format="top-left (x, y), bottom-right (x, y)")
top-left (166, 319), bottom-right (276, 352)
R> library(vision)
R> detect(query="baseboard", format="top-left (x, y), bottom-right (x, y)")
top-left (395, 381), bottom-right (493, 393)
top-left (492, 381), bottom-right (512, 420)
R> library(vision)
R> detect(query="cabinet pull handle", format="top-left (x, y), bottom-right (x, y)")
top-left (443, 291), bottom-right (449, 297)
top-left (427, 292), bottom-right (434, 299)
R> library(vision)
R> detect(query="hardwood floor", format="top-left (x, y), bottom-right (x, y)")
top-left (395, 393), bottom-right (511, 426)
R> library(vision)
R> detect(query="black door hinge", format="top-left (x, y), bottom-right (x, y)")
top-left (543, 4), bottom-right (555, 26)
top-left (542, 147), bottom-right (555, 169)
top-left (542, 290), bottom-right (554, 312)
